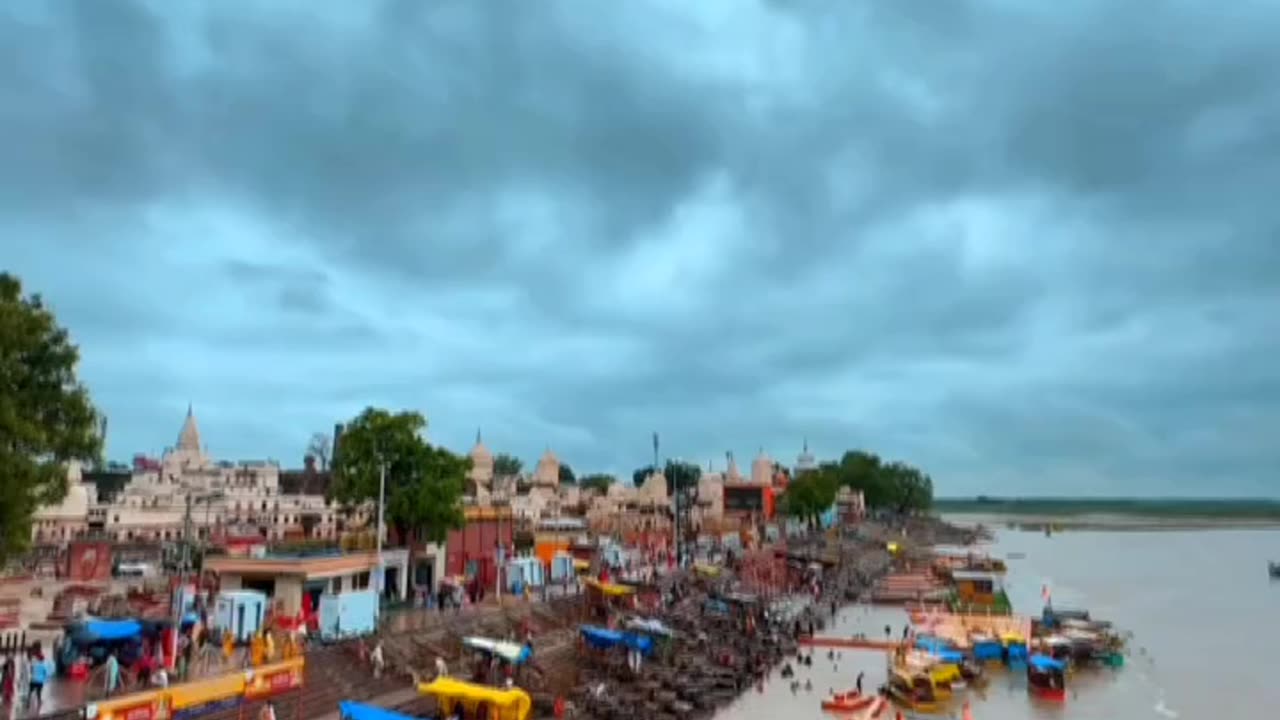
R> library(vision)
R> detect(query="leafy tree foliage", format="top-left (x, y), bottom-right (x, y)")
top-left (328, 407), bottom-right (466, 544)
top-left (632, 461), bottom-right (701, 495)
top-left (558, 463), bottom-right (576, 485)
top-left (787, 450), bottom-right (934, 515)
top-left (0, 274), bottom-right (102, 564)
top-left (780, 466), bottom-right (839, 524)
top-left (578, 473), bottom-right (616, 493)
top-left (493, 453), bottom-right (522, 477)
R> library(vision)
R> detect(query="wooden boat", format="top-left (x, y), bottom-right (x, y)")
top-left (885, 667), bottom-right (943, 713)
top-left (820, 690), bottom-right (876, 712)
top-left (1027, 654), bottom-right (1067, 702)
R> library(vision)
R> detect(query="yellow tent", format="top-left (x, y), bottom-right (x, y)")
top-left (418, 678), bottom-right (532, 720)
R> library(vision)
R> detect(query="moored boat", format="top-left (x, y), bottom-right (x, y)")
top-left (820, 690), bottom-right (875, 712)
top-left (1027, 654), bottom-right (1067, 702)
top-left (884, 667), bottom-right (944, 714)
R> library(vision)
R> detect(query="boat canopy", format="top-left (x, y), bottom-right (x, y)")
top-left (584, 579), bottom-right (636, 597)
top-left (338, 701), bottom-right (420, 720)
top-left (971, 639), bottom-right (1004, 661)
top-left (693, 564), bottom-right (721, 578)
top-left (579, 626), bottom-right (654, 655)
top-left (1028, 654), bottom-right (1066, 671)
top-left (418, 678), bottom-right (532, 720)
top-left (78, 618), bottom-right (144, 642)
top-left (461, 637), bottom-right (532, 665)
top-left (625, 618), bottom-right (674, 637)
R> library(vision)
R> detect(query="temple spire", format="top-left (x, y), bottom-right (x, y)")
top-left (177, 404), bottom-right (202, 452)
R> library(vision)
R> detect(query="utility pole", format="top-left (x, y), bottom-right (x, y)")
top-left (375, 458), bottom-right (386, 615)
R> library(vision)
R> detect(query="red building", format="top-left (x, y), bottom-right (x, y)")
top-left (445, 506), bottom-right (514, 592)
top-left (723, 483), bottom-right (776, 521)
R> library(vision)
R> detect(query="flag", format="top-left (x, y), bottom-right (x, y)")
top-left (1041, 584), bottom-right (1051, 602)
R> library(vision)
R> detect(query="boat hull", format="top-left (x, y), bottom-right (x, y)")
top-left (820, 692), bottom-right (875, 712)
top-left (1030, 685), bottom-right (1066, 702)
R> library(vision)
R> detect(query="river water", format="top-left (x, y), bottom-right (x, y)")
top-left (714, 521), bottom-right (1280, 720)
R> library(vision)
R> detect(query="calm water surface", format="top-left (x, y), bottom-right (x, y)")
top-left (714, 523), bottom-right (1280, 720)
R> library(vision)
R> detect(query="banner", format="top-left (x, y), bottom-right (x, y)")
top-left (244, 658), bottom-right (305, 700)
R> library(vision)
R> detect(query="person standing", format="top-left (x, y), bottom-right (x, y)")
top-left (27, 647), bottom-right (49, 715)
top-left (1, 651), bottom-right (14, 710)
top-left (104, 651), bottom-right (121, 697)
top-left (370, 641), bottom-right (384, 679)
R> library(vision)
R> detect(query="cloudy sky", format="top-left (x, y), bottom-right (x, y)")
top-left (4, 1), bottom-right (1279, 497)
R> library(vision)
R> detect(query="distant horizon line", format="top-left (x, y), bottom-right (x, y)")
top-left (935, 496), bottom-right (1280, 503)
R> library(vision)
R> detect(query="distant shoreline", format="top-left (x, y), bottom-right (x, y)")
top-left (933, 497), bottom-right (1280, 530)
top-left (942, 512), bottom-right (1280, 531)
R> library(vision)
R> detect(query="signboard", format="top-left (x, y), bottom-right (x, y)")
top-left (244, 658), bottom-right (304, 700)
top-left (89, 691), bottom-right (167, 720)
top-left (169, 673), bottom-right (246, 720)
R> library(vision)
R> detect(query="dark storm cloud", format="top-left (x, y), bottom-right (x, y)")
top-left (3, 0), bottom-right (1279, 494)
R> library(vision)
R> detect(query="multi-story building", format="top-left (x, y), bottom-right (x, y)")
top-left (31, 406), bottom-right (344, 545)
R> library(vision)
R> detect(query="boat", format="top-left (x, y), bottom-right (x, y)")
top-left (418, 677), bottom-right (533, 720)
top-left (1027, 654), bottom-right (1067, 702)
top-left (820, 690), bottom-right (876, 712)
top-left (1269, 562), bottom-right (1280, 579)
top-left (885, 667), bottom-right (943, 713)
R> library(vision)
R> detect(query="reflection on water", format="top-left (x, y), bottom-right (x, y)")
top-left (715, 524), bottom-right (1280, 719)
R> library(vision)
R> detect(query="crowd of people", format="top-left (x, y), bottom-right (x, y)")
top-left (1, 643), bottom-right (55, 717)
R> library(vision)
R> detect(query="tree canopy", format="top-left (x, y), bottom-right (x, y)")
top-left (783, 450), bottom-right (934, 516)
top-left (0, 273), bottom-right (102, 563)
top-left (493, 453), bottom-right (522, 478)
top-left (558, 463), bottom-right (576, 485)
top-left (779, 470), bottom-right (839, 524)
top-left (632, 461), bottom-right (701, 495)
top-left (578, 473), bottom-right (615, 493)
top-left (328, 407), bottom-right (466, 544)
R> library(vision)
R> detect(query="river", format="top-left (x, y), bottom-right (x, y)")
top-left (714, 520), bottom-right (1280, 719)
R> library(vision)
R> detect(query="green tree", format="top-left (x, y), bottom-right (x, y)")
top-left (578, 473), bottom-right (615, 493)
top-left (494, 453), bottom-right (522, 477)
top-left (663, 460), bottom-right (701, 496)
top-left (0, 273), bottom-right (102, 564)
top-left (822, 450), bottom-right (934, 513)
top-left (780, 471), bottom-right (839, 527)
top-left (328, 407), bottom-right (466, 544)
top-left (632, 461), bottom-right (700, 495)
top-left (632, 465), bottom-right (654, 487)
top-left (558, 463), bottom-right (576, 485)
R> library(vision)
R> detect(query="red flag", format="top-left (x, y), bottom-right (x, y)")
top-left (1041, 584), bottom-right (1051, 602)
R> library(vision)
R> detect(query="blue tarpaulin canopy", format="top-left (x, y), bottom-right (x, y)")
top-left (914, 637), bottom-right (947, 651)
top-left (972, 640), bottom-right (1003, 661)
top-left (579, 626), bottom-right (654, 656)
top-left (82, 619), bottom-right (143, 641)
top-left (339, 701), bottom-right (421, 720)
top-left (915, 637), bottom-right (964, 664)
top-left (1028, 654), bottom-right (1066, 671)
